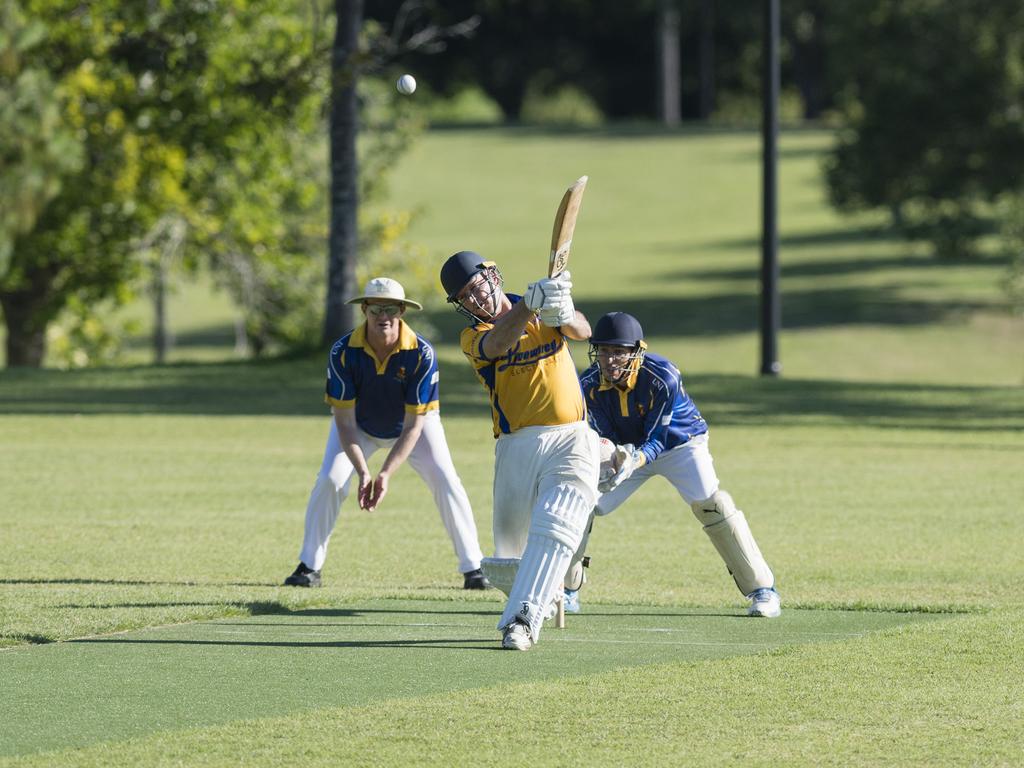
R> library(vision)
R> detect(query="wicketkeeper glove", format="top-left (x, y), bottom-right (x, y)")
top-left (523, 271), bottom-right (572, 312)
top-left (598, 443), bottom-right (645, 493)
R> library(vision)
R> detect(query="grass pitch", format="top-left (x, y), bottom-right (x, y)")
top-left (2, 602), bottom-right (942, 757)
top-left (1, 126), bottom-right (1022, 766)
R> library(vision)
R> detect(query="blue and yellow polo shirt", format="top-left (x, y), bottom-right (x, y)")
top-left (461, 294), bottom-right (585, 437)
top-left (579, 351), bottom-right (707, 464)
top-left (325, 320), bottom-right (439, 439)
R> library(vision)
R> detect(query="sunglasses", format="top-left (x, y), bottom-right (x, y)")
top-left (365, 303), bottom-right (404, 318)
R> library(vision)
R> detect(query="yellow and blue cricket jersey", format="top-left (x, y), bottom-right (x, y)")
top-left (461, 294), bottom-right (585, 437)
top-left (579, 351), bottom-right (707, 464)
top-left (325, 320), bottom-right (439, 439)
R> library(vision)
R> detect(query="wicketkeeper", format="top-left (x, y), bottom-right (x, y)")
top-left (566, 311), bottom-right (781, 617)
top-left (283, 277), bottom-right (487, 590)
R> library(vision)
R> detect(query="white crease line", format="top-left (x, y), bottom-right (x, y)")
top-left (636, 627), bottom-right (867, 638)
top-left (561, 638), bottom-right (783, 647)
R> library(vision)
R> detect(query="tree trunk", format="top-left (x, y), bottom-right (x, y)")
top-left (487, 78), bottom-right (526, 121)
top-left (0, 280), bottom-right (51, 368)
top-left (790, 4), bottom-right (826, 120)
top-left (657, 0), bottom-right (681, 125)
top-left (323, 0), bottom-right (363, 346)
top-left (152, 251), bottom-right (169, 364)
top-left (698, 0), bottom-right (715, 120)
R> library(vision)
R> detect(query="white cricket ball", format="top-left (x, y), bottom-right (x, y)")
top-left (396, 74), bottom-right (417, 95)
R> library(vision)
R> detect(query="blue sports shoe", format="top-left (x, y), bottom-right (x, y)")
top-left (563, 588), bottom-right (581, 614)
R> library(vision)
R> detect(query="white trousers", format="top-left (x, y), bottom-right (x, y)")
top-left (493, 421), bottom-right (598, 641)
top-left (297, 410), bottom-right (484, 574)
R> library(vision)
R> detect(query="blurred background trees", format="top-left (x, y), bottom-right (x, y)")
top-left (0, 0), bottom-right (328, 366)
top-left (2, 0), bottom-right (1022, 367)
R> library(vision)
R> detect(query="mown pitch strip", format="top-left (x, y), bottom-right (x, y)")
top-left (1, 600), bottom-right (942, 756)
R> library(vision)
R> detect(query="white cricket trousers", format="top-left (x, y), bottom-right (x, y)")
top-left (493, 421), bottom-right (599, 641)
top-left (298, 410), bottom-right (484, 574)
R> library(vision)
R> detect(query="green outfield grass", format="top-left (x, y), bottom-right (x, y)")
top-left (2, 126), bottom-right (1023, 765)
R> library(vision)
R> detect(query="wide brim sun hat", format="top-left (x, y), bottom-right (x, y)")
top-left (344, 277), bottom-right (423, 310)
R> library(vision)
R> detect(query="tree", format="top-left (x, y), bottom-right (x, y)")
top-left (322, 1), bottom-right (477, 344)
top-left (824, 0), bottom-right (1024, 258)
top-left (324, 0), bottom-right (362, 346)
top-left (0, 0), bottom-right (325, 367)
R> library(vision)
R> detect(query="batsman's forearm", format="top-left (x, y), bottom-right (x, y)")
top-left (560, 310), bottom-right (591, 341)
top-left (481, 301), bottom-right (535, 358)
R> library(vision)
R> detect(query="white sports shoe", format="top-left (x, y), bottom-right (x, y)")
top-left (563, 589), bottom-right (581, 614)
top-left (747, 588), bottom-right (782, 618)
top-left (501, 620), bottom-right (533, 651)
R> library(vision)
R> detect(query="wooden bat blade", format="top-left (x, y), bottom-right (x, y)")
top-left (549, 175), bottom-right (588, 277)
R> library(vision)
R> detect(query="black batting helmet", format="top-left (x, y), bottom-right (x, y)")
top-left (590, 312), bottom-right (645, 346)
top-left (589, 312), bottom-right (647, 384)
top-left (440, 251), bottom-right (493, 300)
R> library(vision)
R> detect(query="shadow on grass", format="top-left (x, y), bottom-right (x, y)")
top-left (689, 222), bottom-right (895, 253)
top-left (1, 355), bottom-right (1021, 432)
top-left (424, 121), bottom-right (824, 141)
top-left (2, 634), bottom-right (54, 645)
top-left (664, 251), bottom-right (953, 283)
top-left (70, 636), bottom-right (499, 650)
top-left (0, 578), bottom-right (275, 587)
top-left (123, 323), bottom-right (238, 351)
top-left (568, 291), bottom-right (992, 339)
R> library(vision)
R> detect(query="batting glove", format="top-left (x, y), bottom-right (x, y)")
top-left (539, 293), bottom-right (576, 327)
top-left (598, 443), bottom-right (645, 493)
top-left (523, 272), bottom-right (573, 311)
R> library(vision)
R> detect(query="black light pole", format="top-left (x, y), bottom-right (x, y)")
top-left (760, 0), bottom-right (782, 376)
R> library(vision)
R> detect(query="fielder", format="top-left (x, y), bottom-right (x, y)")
top-left (283, 277), bottom-right (487, 590)
top-left (566, 311), bottom-right (781, 617)
top-left (439, 251), bottom-right (600, 650)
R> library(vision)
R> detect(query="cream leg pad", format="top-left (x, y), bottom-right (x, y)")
top-left (691, 490), bottom-right (774, 596)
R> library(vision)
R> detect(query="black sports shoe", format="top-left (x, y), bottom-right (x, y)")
top-left (284, 562), bottom-right (321, 587)
top-left (462, 568), bottom-right (490, 590)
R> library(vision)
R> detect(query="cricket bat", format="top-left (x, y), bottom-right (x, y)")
top-left (548, 175), bottom-right (588, 278)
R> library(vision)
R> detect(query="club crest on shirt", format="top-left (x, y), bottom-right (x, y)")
top-left (395, 366), bottom-right (406, 382)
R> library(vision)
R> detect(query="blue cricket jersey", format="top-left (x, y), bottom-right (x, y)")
top-left (579, 351), bottom-right (707, 464)
top-left (324, 320), bottom-right (439, 439)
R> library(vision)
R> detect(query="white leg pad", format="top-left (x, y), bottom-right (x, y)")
top-left (691, 490), bottom-right (774, 596)
top-left (498, 484), bottom-right (592, 642)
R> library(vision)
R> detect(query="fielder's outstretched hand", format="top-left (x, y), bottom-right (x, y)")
top-left (356, 471), bottom-right (374, 510)
top-left (363, 472), bottom-right (390, 511)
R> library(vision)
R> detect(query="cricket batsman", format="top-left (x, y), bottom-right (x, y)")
top-left (567, 311), bottom-right (781, 618)
top-left (440, 251), bottom-right (600, 650)
top-left (283, 277), bottom-right (487, 591)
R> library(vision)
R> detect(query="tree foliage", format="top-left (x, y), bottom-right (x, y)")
top-left (823, 0), bottom-right (1024, 258)
top-left (0, 0), bottom-right (327, 366)
top-left (0, 2), bottom-right (83, 269)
